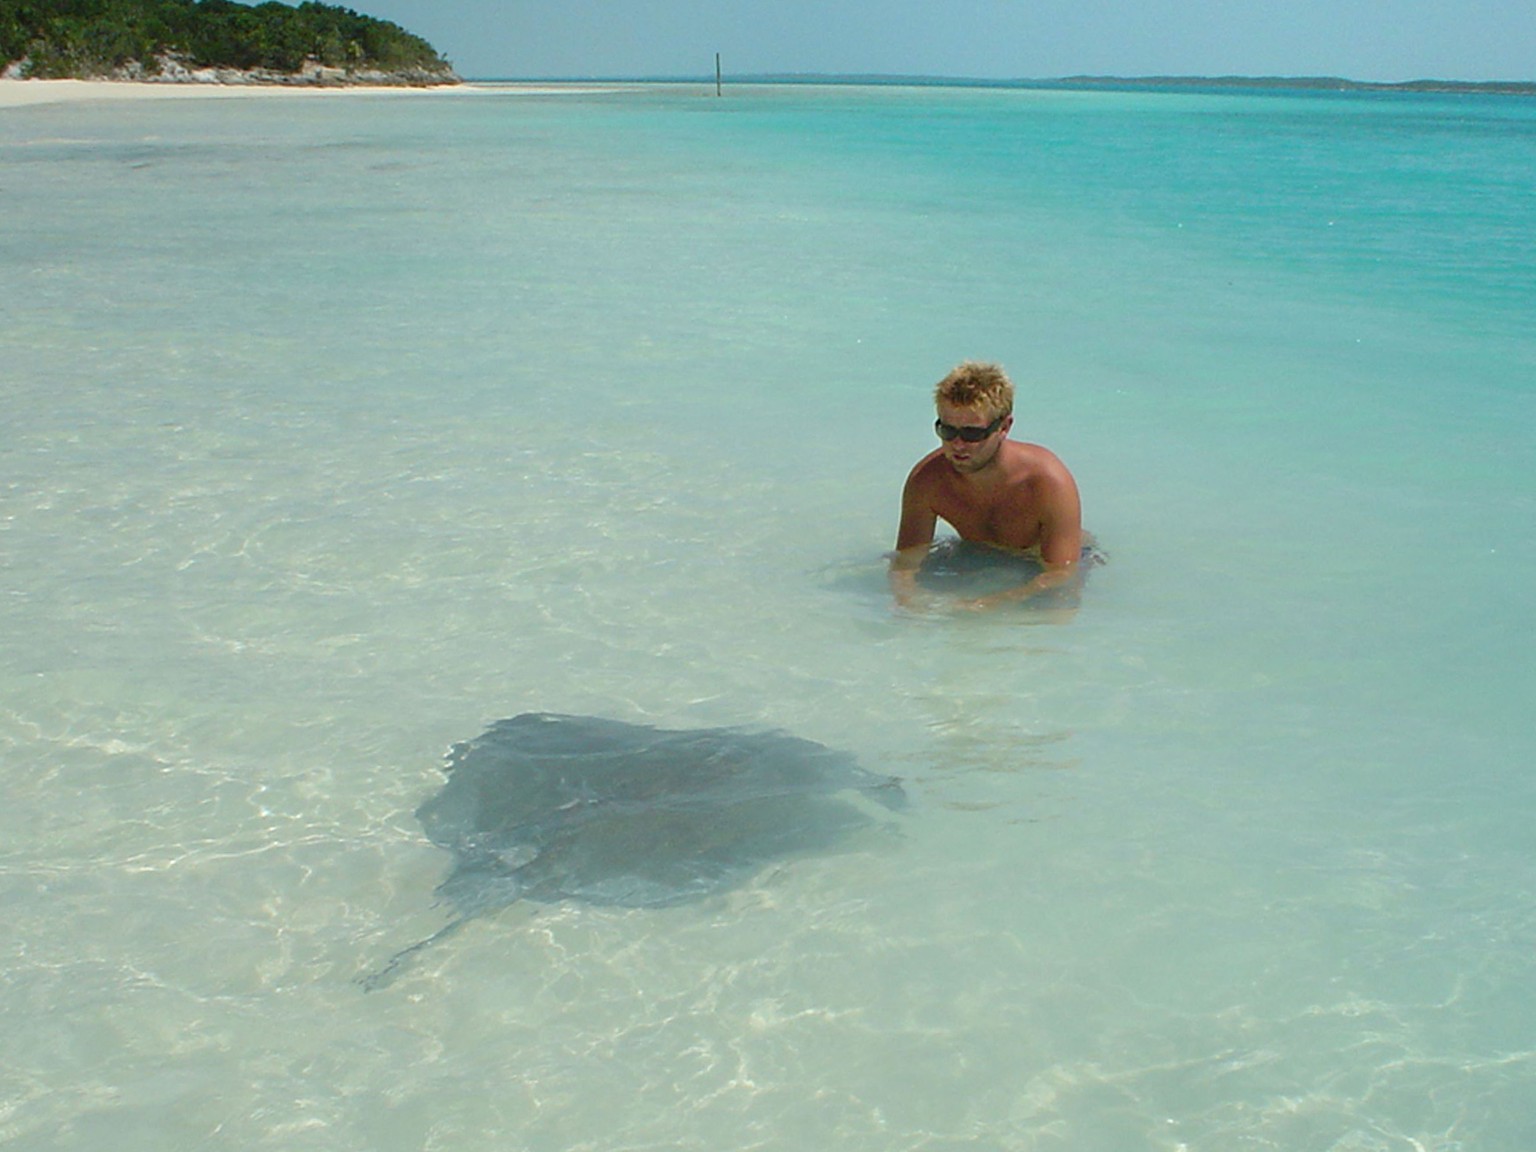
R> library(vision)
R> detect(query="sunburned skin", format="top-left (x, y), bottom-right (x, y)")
top-left (891, 398), bottom-right (1084, 612)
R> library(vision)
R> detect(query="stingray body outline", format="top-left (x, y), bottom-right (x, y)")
top-left (360, 712), bottom-right (904, 990)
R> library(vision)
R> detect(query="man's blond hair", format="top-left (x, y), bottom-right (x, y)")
top-left (935, 361), bottom-right (1014, 422)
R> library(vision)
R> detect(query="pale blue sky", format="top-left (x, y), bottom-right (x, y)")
top-left (350, 0), bottom-right (1534, 82)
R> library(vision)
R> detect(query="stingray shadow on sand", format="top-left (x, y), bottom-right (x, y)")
top-left (359, 712), bottom-right (906, 990)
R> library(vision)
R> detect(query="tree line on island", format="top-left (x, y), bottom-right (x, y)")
top-left (1, 0), bottom-right (458, 84)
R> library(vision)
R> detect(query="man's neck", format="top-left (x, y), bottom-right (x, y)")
top-left (951, 440), bottom-right (1011, 486)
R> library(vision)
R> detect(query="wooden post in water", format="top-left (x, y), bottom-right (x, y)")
top-left (715, 52), bottom-right (722, 97)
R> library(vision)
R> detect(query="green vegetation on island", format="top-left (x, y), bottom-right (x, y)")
top-left (0, 0), bottom-right (459, 84)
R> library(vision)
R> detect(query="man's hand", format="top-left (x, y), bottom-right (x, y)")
top-left (948, 561), bottom-right (1079, 613)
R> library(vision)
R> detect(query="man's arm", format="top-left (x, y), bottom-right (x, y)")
top-left (956, 469), bottom-right (1083, 611)
top-left (889, 468), bottom-right (938, 608)
top-left (953, 558), bottom-right (1077, 610)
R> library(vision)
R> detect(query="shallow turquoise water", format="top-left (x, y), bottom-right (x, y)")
top-left (2, 82), bottom-right (1533, 1151)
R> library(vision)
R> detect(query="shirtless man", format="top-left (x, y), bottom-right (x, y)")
top-left (890, 361), bottom-right (1084, 611)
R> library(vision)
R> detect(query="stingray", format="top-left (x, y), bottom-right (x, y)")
top-left (360, 712), bottom-right (905, 989)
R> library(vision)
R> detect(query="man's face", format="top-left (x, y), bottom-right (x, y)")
top-left (935, 402), bottom-right (1010, 473)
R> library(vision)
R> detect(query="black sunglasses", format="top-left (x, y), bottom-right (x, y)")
top-left (935, 413), bottom-right (1007, 443)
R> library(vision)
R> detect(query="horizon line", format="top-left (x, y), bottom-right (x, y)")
top-left (463, 72), bottom-right (1536, 94)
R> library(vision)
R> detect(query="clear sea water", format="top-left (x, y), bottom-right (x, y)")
top-left (3, 81), bottom-right (1534, 1151)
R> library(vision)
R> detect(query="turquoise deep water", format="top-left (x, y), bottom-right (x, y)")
top-left (2, 82), bottom-right (1534, 1150)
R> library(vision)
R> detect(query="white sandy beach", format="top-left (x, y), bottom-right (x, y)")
top-left (0, 77), bottom-right (472, 108)
top-left (0, 78), bottom-right (607, 109)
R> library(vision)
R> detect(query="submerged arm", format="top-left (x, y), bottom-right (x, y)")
top-left (889, 474), bottom-right (939, 609)
top-left (887, 544), bottom-right (930, 609)
top-left (951, 555), bottom-right (1079, 611)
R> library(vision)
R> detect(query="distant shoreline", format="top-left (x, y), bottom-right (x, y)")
top-left (0, 59), bottom-right (457, 90)
top-left (477, 73), bottom-right (1536, 97)
top-left (0, 79), bottom-right (582, 109)
top-left (6, 74), bottom-right (1532, 113)
top-left (1048, 75), bottom-right (1536, 96)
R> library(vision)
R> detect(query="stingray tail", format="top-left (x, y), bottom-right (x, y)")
top-left (356, 917), bottom-right (469, 993)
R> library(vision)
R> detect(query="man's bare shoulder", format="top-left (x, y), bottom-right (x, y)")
top-left (1003, 441), bottom-right (1078, 487)
top-left (903, 448), bottom-right (952, 489)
